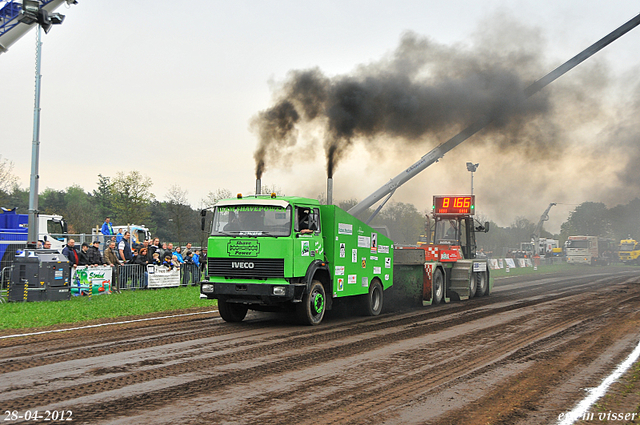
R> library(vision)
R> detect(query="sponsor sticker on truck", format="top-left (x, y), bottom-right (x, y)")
top-left (338, 223), bottom-right (352, 235)
top-left (227, 240), bottom-right (260, 257)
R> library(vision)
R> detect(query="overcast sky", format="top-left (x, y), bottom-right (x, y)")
top-left (2, 1), bottom-right (640, 233)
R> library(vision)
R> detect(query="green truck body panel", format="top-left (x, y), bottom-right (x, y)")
top-left (318, 204), bottom-right (394, 297)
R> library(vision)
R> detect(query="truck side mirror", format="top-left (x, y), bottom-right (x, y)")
top-left (309, 211), bottom-right (319, 231)
top-left (200, 209), bottom-right (207, 231)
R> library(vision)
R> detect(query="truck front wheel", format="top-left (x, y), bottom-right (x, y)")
top-left (362, 279), bottom-right (383, 316)
top-left (297, 280), bottom-right (326, 325)
top-left (433, 269), bottom-right (444, 305)
top-left (218, 298), bottom-right (248, 323)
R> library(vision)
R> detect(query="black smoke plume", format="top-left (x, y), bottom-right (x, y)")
top-left (252, 26), bottom-right (553, 178)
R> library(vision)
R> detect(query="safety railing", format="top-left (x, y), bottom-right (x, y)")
top-left (110, 262), bottom-right (201, 291)
top-left (0, 233), bottom-right (27, 271)
top-left (0, 265), bottom-right (10, 302)
top-left (180, 263), bottom-right (201, 286)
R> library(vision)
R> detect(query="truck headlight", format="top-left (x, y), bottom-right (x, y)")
top-left (273, 286), bottom-right (286, 296)
top-left (202, 284), bottom-right (214, 293)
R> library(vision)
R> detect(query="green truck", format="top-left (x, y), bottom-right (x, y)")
top-left (200, 195), bottom-right (394, 325)
top-left (200, 193), bottom-right (492, 325)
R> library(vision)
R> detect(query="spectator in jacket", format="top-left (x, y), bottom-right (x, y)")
top-left (78, 242), bottom-right (91, 266)
top-left (184, 251), bottom-right (194, 264)
top-left (174, 246), bottom-right (184, 263)
top-left (104, 241), bottom-right (120, 266)
top-left (103, 241), bottom-right (120, 292)
top-left (199, 249), bottom-right (207, 274)
top-left (182, 250), bottom-right (194, 286)
top-left (101, 217), bottom-right (114, 236)
top-left (134, 248), bottom-right (149, 266)
top-left (149, 238), bottom-right (160, 258)
top-left (62, 239), bottom-right (79, 268)
top-left (162, 254), bottom-right (174, 270)
top-left (134, 247), bottom-right (150, 288)
top-left (115, 229), bottom-right (124, 243)
top-left (193, 249), bottom-right (200, 268)
top-left (87, 240), bottom-right (104, 265)
top-left (118, 232), bottom-right (133, 263)
top-left (151, 252), bottom-right (162, 266)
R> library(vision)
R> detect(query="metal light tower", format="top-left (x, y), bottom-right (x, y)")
top-left (19, 0), bottom-right (69, 245)
top-left (466, 162), bottom-right (479, 195)
top-left (27, 24), bottom-right (43, 245)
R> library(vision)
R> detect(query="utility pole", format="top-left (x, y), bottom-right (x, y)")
top-left (466, 162), bottom-right (479, 195)
top-left (27, 25), bottom-right (42, 245)
top-left (19, 0), bottom-right (71, 246)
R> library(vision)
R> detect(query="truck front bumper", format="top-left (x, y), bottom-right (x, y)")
top-left (200, 281), bottom-right (306, 306)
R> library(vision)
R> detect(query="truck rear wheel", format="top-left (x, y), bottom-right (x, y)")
top-left (218, 298), bottom-right (248, 323)
top-left (433, 269), bottom-right (444, 305)
top-left (475, 272), bottom-right (488, 297)
top-left (468, 272), bottom-right (477, 299)
top-left (297, 280), bottom-right (326, 325)
top-left (362, 280), bottom-right (383, 316)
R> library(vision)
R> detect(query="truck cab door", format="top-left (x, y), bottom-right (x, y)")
top-left (460, 217), bottom-right (477, 259)
top-left (293, 206), bottom-right (324, 277)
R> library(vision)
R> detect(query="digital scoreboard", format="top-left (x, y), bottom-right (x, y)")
top-left (433, 195), bottom-right (475, 215)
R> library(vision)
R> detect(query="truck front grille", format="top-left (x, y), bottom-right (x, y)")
top-left (208, 258), bottom-right (285, 279)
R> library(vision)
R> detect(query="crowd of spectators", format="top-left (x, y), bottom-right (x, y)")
top-left (54, 217), bottom-right (207, 291)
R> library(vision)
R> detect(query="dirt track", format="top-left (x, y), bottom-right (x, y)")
top-left (1, 266), bottom-right (640, 424)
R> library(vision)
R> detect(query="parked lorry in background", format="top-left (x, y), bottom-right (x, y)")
top-left (566, 236), bottom-right (615, 265)
top-left (91, 224), bottom-right (151, 247)
top-left (0, 207), bottom-right (67, 269)
top-left (618, 237), bottom-right (640, 265)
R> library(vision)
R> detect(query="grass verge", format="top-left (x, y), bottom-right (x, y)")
top-left (0, 285), bottom-right (216, 331)
top-left (491, 262), bottom-right (576, 278)
top-left (491, 261), bottom-right (634, 279)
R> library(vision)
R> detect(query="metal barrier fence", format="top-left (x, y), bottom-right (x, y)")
top-left (0, 232), bottom-right (27, 271)
top-left (0, 266), bottom-right (10, 303)
top-left (113, 263), bottom-right (201, 291)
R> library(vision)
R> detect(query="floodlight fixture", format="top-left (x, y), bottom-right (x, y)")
top-left (49, 12), bottom-right (65, 25)
top-left (18, 1), bottom-right (66, 33)
top-left (22, 0), bottom-right (40, 14)
top-left (18, 0), bottom-right (40, 25)
top-left (466, 162), bottom-right (479, 195)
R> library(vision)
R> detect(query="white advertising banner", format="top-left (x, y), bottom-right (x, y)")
top-left (147, 265), bottom-right (181, 288)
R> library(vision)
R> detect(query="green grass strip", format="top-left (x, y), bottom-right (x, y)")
top-left (0, 285), bottom-right (216, 331)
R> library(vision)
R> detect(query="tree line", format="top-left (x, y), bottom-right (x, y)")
top-left (0, 169), bottom-right (230, 248)
top-left (1, 160), bottom-right (637, 252)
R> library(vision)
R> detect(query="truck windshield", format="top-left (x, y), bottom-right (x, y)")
top-left (567, 240), bottom-right (590, 249)
top-left (46, 220), bottom-right (64, 235)
top-left (434, 218), bottom-right (458, 244)
top-left (212, 205), bottom-right (292, 237)
top-left (620, 242), bottom-right (636, 251)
